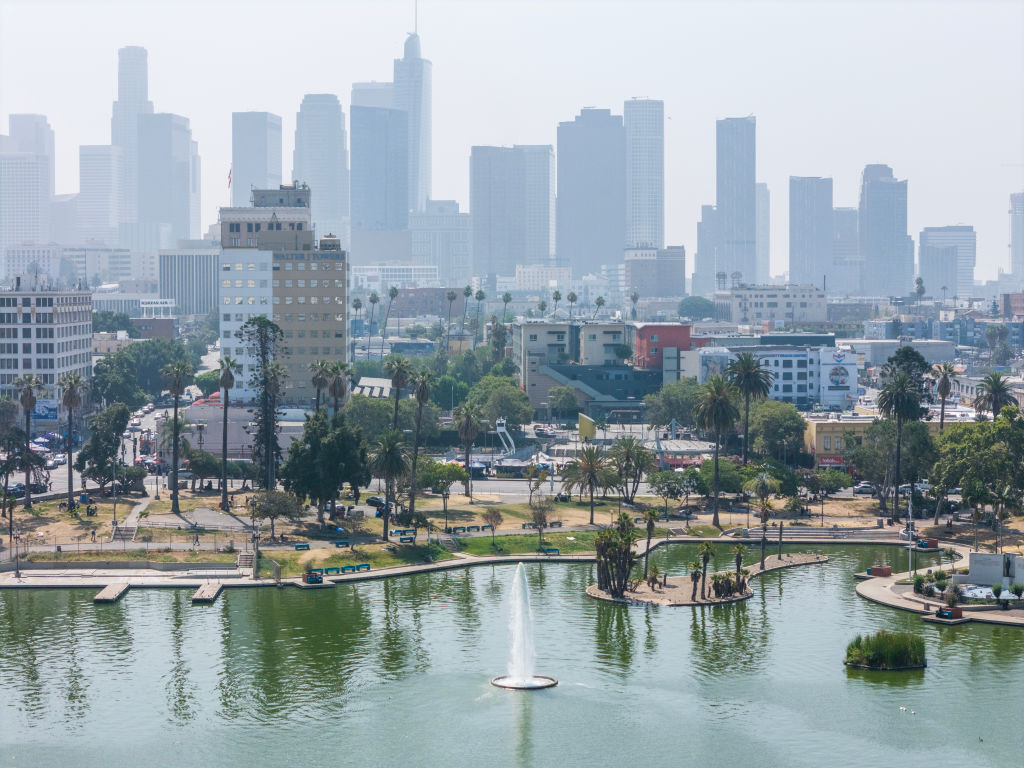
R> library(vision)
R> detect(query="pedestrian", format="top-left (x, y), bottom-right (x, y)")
top-left (193, 533), bottom-right (199, 548)
top-left (91, 529), bottom-right (96, 542)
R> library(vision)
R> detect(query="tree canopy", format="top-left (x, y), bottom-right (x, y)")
top-left (748, 399), bottom-right (807, 464)
top-left (92, 310), bottom-right (139, 337)
top-left (466, 375), bottom-right (533, 429)
top-left (678, 296), bottom-right (716, 319)
top-left (643, 378), bottom-right (702, 428)
top-left (74, 403), bottom-right (130, 490)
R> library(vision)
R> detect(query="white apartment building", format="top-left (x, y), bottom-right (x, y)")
top-left (0, 153), bottom-right (49, 257)
top-left (714, 284), bottom-right (826, 328)
top-left (5, 245), bottom-right (63, 280)
top-left (350, 264), bottom-right (439, 291)
top-left (0, 278), bottom-right (92, 427)
top-left (514, 264), bottom-right (571, 292)
top-left (219, 248), bottom-right (273, 400)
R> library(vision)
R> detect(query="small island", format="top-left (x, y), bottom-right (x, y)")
top-left (844, 631), bottom-right (927, 671)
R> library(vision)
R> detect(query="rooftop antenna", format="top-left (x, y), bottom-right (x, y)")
top-left (414, 0), bottom-right (418, 34)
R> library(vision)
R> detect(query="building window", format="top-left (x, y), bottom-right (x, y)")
top-left (823, 436), bottom-right (831, 450)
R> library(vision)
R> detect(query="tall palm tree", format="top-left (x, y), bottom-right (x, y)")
top-left (501, 292), bottom-right (512, 323)
top-left (643, 507), bottom-right (659, 578)
top-left (379, 286), bottom-right (399, 359)
top-left (309, 359), bottom-right (332, 413)
top-left (14, 375), bottom-right (43, 509)
top-left (974, 371), bottom-right (1014, 418)
top-left (384, 355), bottom-right (412, 430)
top-left (698, 540), bottom-right (716, 601)
top-left (474, 290), bottom-right (486, 344)
top-left (630, 291), bottom-right (639, 320)
top-left (538, 300), bottom-right (548, 316)
top-left (444, 289), bottom-right (458, 356)
top-left (460, 285), bottom-right (473, 339)
top-left (218, 355), bottom-right (239, 510)
top-left (689, 560), bottom-right (702, 601)
top-left (407, 370), bottom-right (434, 517)
top-left (161, 361), bottom-right (194, 515)
top-left (693, 375), bottom-right (740, 528)
top-left (328, 361), bottom-right (350, 419)
top-left (551, 290), bottom-right (561, 316)
top-left (934, 361), bottom-right (956, 431)
top-left (726, 352), bottom-right (774, 464)
top-left (731, 543), bottom-right (748, 591)
top-left (369, 430), bottom-right (408, 542)
top-left (366, 291), bottom-right (380, 356)
top-left (352, 296), bottom-right (363, 353)
top-left (592, 296), bottom-right (605, 319)
top-left (58, 372), bottom-right (86, 511)
top-left (877, 371), bottom-right (922, 522)
top-left (561, 445), bottom-right (609, 526)
top-left (453, 403), bottom-right (482, 500)
top-left (758, 499), bottom-right (773, 568)
top-left (566, 291), bottom-right (578, 321)
top-left (742, 471), bottom-right (779, 529)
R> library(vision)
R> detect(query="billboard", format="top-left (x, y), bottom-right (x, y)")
top-left (32, 398), bottom-right (58, 421)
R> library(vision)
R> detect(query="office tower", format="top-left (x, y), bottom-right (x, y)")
top-left (350, 83), bottom-right (408, 232)
top-left (1011, 192), bottom-right (1024, 278)
top-left (190, 140), bottom-right (201, 240)
top-left (858, 164), bottom-right (913, 297)
top-left (624, 245), bottom-right (685, 299)
top-left (292, 94), bottom-right (349, 244)
top-left (831, 207), bottom-right (861, 295)
top-left (410, 200), bottom-right (471, 285)
top-left (78, 145), bottom-right (122, 245)
top-left (0, 153), bottom-right (50, 253)
top-left (624, 98), bottom-right (664, 250)
top-left (110, 46), bottom-right (154, 227)
top-left (393, 33), bottom-right (432, 213)
top-left (919, 226), bottom-right (976, 299)
top-left (756, 182), bottom-right (770, 283)
top-left (789, 177), bottom-right (834, 287)
top-left (917, 243), bottom-right (958, 302)
top-left (136, 113), bottom-right (198, 244)
top-left (470, 145), bottom-right (555, 280)
top-left (231, 112), bottom-right (282, 207)
top-left (158, 247), bottom-right (220, 316)
top-left (692, 204), bottom-right (719, 296)
top-left (556, 108), bottom-right (626, 274)
top-left (715, 116), bottom-right (757, 284)
top-left (8, 115), bottom-right (54, 198)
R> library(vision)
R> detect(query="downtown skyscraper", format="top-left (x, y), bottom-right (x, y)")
top-left (110, 46), bottom-right (153, 228)
top-left (858, 164), bottom-right (913, 297)
top-left (1010, 192), bottom-right (1024, 279)
top-left (919, 225), bottom-right (976, 299)
top-left (789, 176), bottom-right (834, 287)
top-left (393, 33), bottom-right (432, 214)
top-left (231, 112), bottom-right (282, 207)
top-left (624, 99), bottom-right (664, 250)
top-left (292, 94), bottom-right (349, 244)
top-left (350, 82), bottom-right (408, 232)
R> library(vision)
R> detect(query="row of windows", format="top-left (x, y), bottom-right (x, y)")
top-left (272, 262), bottom-right (345, 272)
top-left (222, 262), bottom-right (269, 272)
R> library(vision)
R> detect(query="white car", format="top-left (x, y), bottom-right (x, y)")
top-left (54, 453), bottom-right (67, 465)
top-left (45, 458), bottom-right (58, 470)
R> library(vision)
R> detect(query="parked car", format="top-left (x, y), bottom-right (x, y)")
top-left (54, 453), bottom-right (67, 465)
top-left (366, 496), bottom-right (384, 508)
top-left (853, 482), bottom-right (875, 495)
top-left (29, 482), bottom-right (48, 494)
top-left (899, 482), bottom-right (932, 494)
top-left (45, 458), bottom-right (58, 470)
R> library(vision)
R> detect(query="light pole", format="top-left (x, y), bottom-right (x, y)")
top-left (13, 524), bottom-right (22, 578)
top-left (442, 490), bottom-right (450, 532)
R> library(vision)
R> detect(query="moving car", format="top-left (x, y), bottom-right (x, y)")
top-left (853, 482), bottom-right (875, 495)
top-left (54, 454), bottom-right (67, 465)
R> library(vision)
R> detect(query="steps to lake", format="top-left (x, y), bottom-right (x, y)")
top-left (191, 583), bottom-right (223, 604)
top-left (111, 526), bottom-right (137, 543)
top-left (93, 583), bottom-right (130, 603)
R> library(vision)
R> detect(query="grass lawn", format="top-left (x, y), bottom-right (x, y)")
top-left (23, 549), bottom-right (238, 564)
top-left (139, 495), bottom-right (222, 517)
top-left (685, 524), bottom-right (723, 538)
top-left (264, 542), bottom-right (454, 578)
top-left (459, 531), bottom-right (599, 556)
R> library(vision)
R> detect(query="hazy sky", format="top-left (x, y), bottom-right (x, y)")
top-left (2, 0), bottom-right (1022, 281)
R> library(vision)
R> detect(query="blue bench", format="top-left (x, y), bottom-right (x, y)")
top-left (341, 565), bottom-right (356, 574)
top-left (634, 516), bottom-right (645, 523)
top-left (549, 521), bottom-right (563, 528)
top-left (453, 526), bottom-right (466, 533)
top-left (324, 567), bottom-right (340, 575)
top-left (334, 540), bottom-right (350, 547)
top-left (356, 564), bottom-right (371, 572)
top-left (545, 548), bottom-right (560, 555)
top-left (294, 543), bottom-right (310, 551)
top-left (390, 530), bottom-right (402, 536)
top-left (399, 536), bottom-right (415, 543)
top-left (404, 529), bottom-right (416, 535)
top-left (309, 567), bottom-right (324, 575)
top-left (466, 525), bottom-right (480, 532)
top-left (521, 523), bottom-right (535, 529)
top-left (481, 525), bottom-right (493, 532)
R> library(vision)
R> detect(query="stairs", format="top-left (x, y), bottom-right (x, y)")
top-left (111, 526), bottom-right (136, 542)
top-left (236, 552), bottom-right (254, 568)
top-left (437, 533), bottom-right (460, 553)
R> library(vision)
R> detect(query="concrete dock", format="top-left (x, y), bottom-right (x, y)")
top-left (191, 583), bottom-right (223, 604)
top-left (93, 583), bottom-right (130, 603)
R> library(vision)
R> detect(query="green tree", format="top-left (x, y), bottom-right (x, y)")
top-left (731, 543), bottom-right (748, 592)
top-left (460, 285), bottom-right (473, 340)
top-left (501, 292), bottom-right (513, 322)
top-left (328, 361), bottom-right (351, 419)
top-left (161, 361), bottom-right (194, 514)
top-left (384, 354), bottom-right (413, 430)
top-left (218, 355), bottom-right (240, 510)
top-left (473, 289), bottom-right (486, 344)
top-left (309, 359), bottom-right (332, 413)
top-left (445, 289), bottom-right (458, 355)
top-left (58, 372), bottom-right (87, 511)
top-left (482, 508), bottom-right (503, 544)
top-left (648, 469), bottom-right (686, 516)
top-left (369, 430), bottom-right (408, 541)
top-left (678, 296), bottom-right (715, 319)
top-left (607, 435), bottom-right (655, 503)
top-left (934, 361), bottom-right (957, 431)
top-left (566, 291), bottom-right (578, 320)
top-left (466, 375), bottom-right (532, 429)
top-left (694, 375), bottom-right (740, 528)
top-left (727, 352), bottom-right (774, 464)
top-left (407, 370), bottom-right (434, 518)
top-left (594, 513), bottom-right (638, 598)
top-left (561, 445), bottom-right (611, 525)
top-left (366, 291), bottom-right (380, 353)
top-left (74, 403), bottom-right (130, 492)
top-left (237, 316), bottom-right (285, 491)
top-left (748, 399), bottom-right (807, 464)
top-left (91, 350), bottom-right (147, 406)
top-left (642, 506), bottom-right (659, 578)
top-left (975, 371), bottom-right (1014, 418)
top-left (429, 374), bottom-right (469, 411)
top-left (643, 378), bottom-right (702, 428)
top-left (417, 458), bottom-right (468, 530)
top-left (742, 471), bottom-right (780, 524)
top-left (547, 385), bottom-right (579, 417)
top-left (185, 450), bottom-right (220, 491)
top-left (14, 375), bottom-right (43, 508)
top-left (379, 286), bottom-right (399, 359)
top-left (92, 310), bottom-right (139, 336)
top-left (698, 540), bottom-right (716, 600)
top-left (454, 403), bottom-right (483, 499)
top-left (878, 371), bottom-right (924, 521)
top-left (249, 490), bottom-right (305, 539)
top-left (193, 370), bottom-right (220, 397)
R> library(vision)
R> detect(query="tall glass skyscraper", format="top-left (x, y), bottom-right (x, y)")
top-left (110, 46), bottom-right (153, 227)
top-left (858, 164), bottom-right (913, 297)
top-left (789, 176), bottom-right (833, 287)
top-left (393, 33), bottom-right (432, 214)
top-left (715, 116), bottom-right (757, 285)
top-left (231, 112), bottom-right (282, 207)
top-left (292, 94), bottom-right (349, 245)
top-left (624, 99), bottom-right (664, 250)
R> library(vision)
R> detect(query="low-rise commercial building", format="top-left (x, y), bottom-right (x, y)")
top-left (714, 283), bottom-right (826, 328)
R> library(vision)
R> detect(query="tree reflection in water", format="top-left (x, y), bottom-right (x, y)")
top-left (166, 589), bottom-right (196, 723)
top-left (594, 600), bottom-right (634, 676)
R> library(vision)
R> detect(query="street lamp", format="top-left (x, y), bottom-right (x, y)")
top-left (442, 490), bottom-right (450, 532)
top-left (195, 423), bottom-right (205, 453)
top-left (13, 524), bottom-right (22, 578)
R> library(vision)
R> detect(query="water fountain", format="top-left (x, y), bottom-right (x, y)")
top-left (491, 563), bottom-right (557, 690)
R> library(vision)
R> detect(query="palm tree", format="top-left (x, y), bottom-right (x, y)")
top-left (566, 291), bottom-right (578, 321)
top-left (742, 472), bottom-right (779, 529)
top-left (384, 354), bottom-right (412, 430)
top-left (407, 370), bottom-right (435, 517)
top-left (551, 290), bottom-right (562, 316)
top-left (689, 560), bottom-right (702, 601)
top-left (538, 300), bottom-right (548, 316)
top-left (218, 355), bottom-right (239, 510)
top-left (726, 352), bottom-right (774, 464)
top-left (352, 296), bottom-right (362, 327)
top-left (309, 359), bottom-right (332, 413)
top-left (561, 445), bottom-right (609, 526)
top-left (694, 375), bottom-right (740, 528)
top-left (14, 375), bottom-right (43, 509)
top-left (934, 361), bottom-right (956, 431)
top-left (501, 292), bottom-right (512, 323)
top-left (161, 361), bottom-right (194, 515)
top-left (731, 543), bottom-right (748, 591)
top-left (328, 361), bottom-right (350, 419)
top-left (454, 403), bottom-right (482, 500)
top-left (630, 290), bottom-right (639, 320)
top-left (474, 290), bottom-right (486, 345)
top-left (58, 372), bottom-right (86, 511)
top-left (369, 430), bottom-right (408, 542)
top-left (975, 371), bottom-right (1014, 418)
top-left (379, 286), bottom-right (399, 359)
top-left (878, 371), bottom-right (922, 522)
top-left (445, 289), bottom-right (458, 355)
top-left (642, 507), bottom-right (659, 578)
top-left (592, 296), bottom-right (605, 319)
top-left (758, 499), bottom-right (774, 568)
top-left (460, 285), bottom-right (473, 339)
top-left (366, 291), bottom-right (380, 356)
top-left (698, 540), bottom-right (716, 601)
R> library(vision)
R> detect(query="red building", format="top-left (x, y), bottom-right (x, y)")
top-left (631, 322), bottom-right (695, 369)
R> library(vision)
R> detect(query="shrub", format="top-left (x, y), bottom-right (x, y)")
top-left (1011, 583), bottom-right (1024, 601)
top-left (913, 575), bottom-right (925, 594)
top-left (845, 631), bottom-right (926, 669)
top-left (932, 569), bottom-right (948, 581)
top-left (944, 582), bottom-right (962, 609)
top-left (935, 580), bottom-right (947, 593)
top-left (923, 584), bottom-right (935, 597)
top-left (992, 584), bottom-right (1003, 600)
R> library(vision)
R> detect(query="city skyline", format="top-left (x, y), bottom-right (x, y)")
top-left (0, 0), bottom-right (1022, 281)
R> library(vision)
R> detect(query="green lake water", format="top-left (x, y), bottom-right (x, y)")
top-left (2, 543), bottom-right (1022, 767)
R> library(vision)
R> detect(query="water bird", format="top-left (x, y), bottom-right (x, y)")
top-left (899, 706), bottom-right (906, 711)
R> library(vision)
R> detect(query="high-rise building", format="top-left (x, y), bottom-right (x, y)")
top-left (831, 207), bottom-right (861, 295)
top-left (4, 245), bottom-right (63, 281)
top-left (110, 46), bottom-right (154, 228)
top-left (470, 145), bottom-right (555, 281)
top-left (917, 244), bottom-right (958, 302)
top-left (789, 176), bottom-right (833, 287)
top-left (624, 246), bottom-right (685, 299)
top-left (393, 34), bottom-right (432, 214)
top-left (919, 225), bottom-right (976, 299)
top-left (136, 113), bottom-right (198, 244)
top-left (1010, 192), bottom-right (1024, 278)
top-left (556, 108), bottom-right (626, 274)
top-left (78, 145), bottom-right (122, 245)
top-left (231, 112), bottom-right (282, 207)
top-left (858, 164), bottom-right (913, 297)
top-left (292, 94), bottom-right (349, 245)
top-left (410, 200), bottom-right (471, 285)
top-left (159, 247), bottom-right (220, 316)
top-left (692, 204), bottom-right (719, 296)
top-left (8, 115), bottom-right (54, 198)
top-left (350, 84), bottom-right (408, 232)
top-left (624, 98), bottom-right (664, 250)
top-left (715, 116), bottom-right (757, 284)
top-left (0, 153), bottom-right (50, 256)
top-left (756, 182), bottom-right (770, 283)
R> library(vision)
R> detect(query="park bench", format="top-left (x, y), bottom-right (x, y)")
top-left (466, 525), bottom-right (480, 532)
top-left (294, 543), bottom-right (310, 551)
top-left (481, 525), bottom-right (493, 532)
top-left (453, 526), bottom-right (467, 533)
top-left (399, 536), bottom-right (415, 543)
top-left (324, 567), bottom-right (340, 575)
top-left (634, 516), bottom-right (645, 524)
top-left (545, 548), bottom-right (560, 555)
top-left (390, 530), bottom-right (402, 537)
top-left (549, 521), bottom-right (563, 528)
top-left (405, 529), bottom-right (416, 535)
top-left (309, 568), bottom-right (324, 575)
top-left (334, 540), bottom-right (350, 547)
top-left (341, 565), bottom-right (356, 574)
top-left (521, 523), bottom-right (535, 529)
top-left (356, 564), bottom-right (371, 572)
